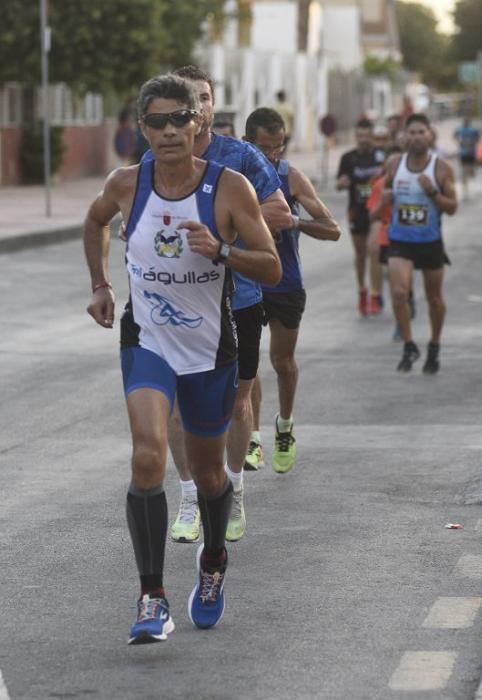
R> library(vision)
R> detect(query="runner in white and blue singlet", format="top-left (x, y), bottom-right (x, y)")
top-left (142, 65), bottom-right (293, 544)
top-left (122, 158), bottom-right (236, 378)
top-left (244, 107), bottom-right (341, 474)
top-left (83, 74), bottom-right (281, 644)
top-left (385, 112), bottom-right (457, 374)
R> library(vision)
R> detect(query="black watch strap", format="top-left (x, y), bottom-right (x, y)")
top-left (213, 242), bottom-right (231, 265)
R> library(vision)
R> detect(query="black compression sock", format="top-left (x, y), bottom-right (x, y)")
top-left (198, 479), bottom-right (233, 554)
top-left (126, 483), bottom-right (167, 593)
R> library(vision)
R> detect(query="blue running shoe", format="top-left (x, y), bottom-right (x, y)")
top-left (128, 594), bottom-right (175, 645)
top-left (188, 545), bottom-right (227, 629)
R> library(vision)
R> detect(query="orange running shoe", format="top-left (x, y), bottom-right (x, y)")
top-left (368, 293), bottom-right (382, 315)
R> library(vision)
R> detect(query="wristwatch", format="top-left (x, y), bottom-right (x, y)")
top-left (213, 242), bottom-right (231, 265)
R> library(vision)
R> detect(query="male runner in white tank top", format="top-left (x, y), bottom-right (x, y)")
top-left (384, 113), bottom-right (457, 373)
top-left (83, 75), bottom-right (281, 644)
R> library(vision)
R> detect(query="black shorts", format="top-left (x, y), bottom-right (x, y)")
top-left (379, 244), bottom-right (389, 265)
top-left (233, 302), bottom-right (264, 381)
top-left (460, 154), bottom-right (476, 165)
top-left (262, 289), bottom-right (307, 330)
top-left (387, 239), bottom-right (450, 270)
top-left (348, 207), bottom-right (370, 235)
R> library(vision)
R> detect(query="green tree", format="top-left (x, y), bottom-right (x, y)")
top-left (363, 55), bottom-right (401, 81)
top-left (162, 0), bottom-right (225, 67)
top-left (0, 0), bottom-right (225, 92)
top-left (452, 0), bottom-right (482, 61)
top-left (395, 1), bottom-right (455, 88)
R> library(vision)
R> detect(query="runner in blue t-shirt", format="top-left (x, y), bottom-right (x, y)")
top-left (244, 107), bottom-right (341, 474)
top-left (454, 116), bottom-right (480, 200)
top-left (142, 65), bottom-right (292, 544)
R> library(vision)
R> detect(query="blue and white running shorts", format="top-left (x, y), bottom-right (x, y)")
top-left (121, 346), bottom-right (238, 437)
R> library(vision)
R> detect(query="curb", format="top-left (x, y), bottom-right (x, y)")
top-left (0, 225), bottom-right (82, 254)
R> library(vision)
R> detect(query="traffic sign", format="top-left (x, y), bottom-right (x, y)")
top-left (458, 62), bottom-right (479, 84)
top-left (319, 114), bottom-right (337, 137)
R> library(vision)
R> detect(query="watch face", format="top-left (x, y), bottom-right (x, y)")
top-left (220, 243), bottom-right (231, 259)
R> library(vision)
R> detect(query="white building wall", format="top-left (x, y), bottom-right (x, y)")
top-left (251, 2), bottom-right (297, 54)
top-left (322, 6), bottom-right (362, 72)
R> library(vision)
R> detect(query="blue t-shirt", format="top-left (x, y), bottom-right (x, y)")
top-left (262, 159), bottom-right (303, 294)
top-left (454, 126), bottom-right (480, 158)
top-left (142, 133), bottom-right (281, 310)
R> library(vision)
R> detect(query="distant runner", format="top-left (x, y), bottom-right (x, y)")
top-left (454, 116), bottom-right (480, 200)
top-left (337, 118), bottom-right (384, 316)
top-left (385, 113), bottom-right (457, 374)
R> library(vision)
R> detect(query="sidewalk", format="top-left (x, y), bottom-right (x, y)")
top-left (0, 118), bottom-right (464, 253)
top-left (0, 177), bottom-right (105, 253)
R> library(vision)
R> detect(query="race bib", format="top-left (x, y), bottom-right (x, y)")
top-left (355, 182), bottom-right (372, 203)
top-left (398, 203), bottom-right (428, 226)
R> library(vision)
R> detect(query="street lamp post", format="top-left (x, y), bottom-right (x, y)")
top-left (40, 0), bottom-right (51, 217)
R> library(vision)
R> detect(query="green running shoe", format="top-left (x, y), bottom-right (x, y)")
top-left (244, 441), bottom-right (265, 471)
top-left (225, 487), bottom-right (246, 542)
top-left (170, 493), bottom-right (200, 543)
top-left (272, 423), bottom-right (296, 474)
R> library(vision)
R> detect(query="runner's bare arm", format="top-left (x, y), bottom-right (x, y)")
top-left (83, 168), bottom-right (136, 328)
top-left (383, 154), bottom-right (402, 190)
top-left (289, 167), bottom-right (341, 240)
top-left (184, 170), bottom-right (281, 287)
top-left (419, 160), bottom-right (457, 216)
top-left (259, 190), bottom-right (293, 232)
top-left (381, 154), bottom-right (402, 203)
top-left (336, 174), bottom-right (351, 190)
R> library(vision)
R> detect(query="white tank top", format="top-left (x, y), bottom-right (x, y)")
top-left (123, 159), bottom-right (237, 375)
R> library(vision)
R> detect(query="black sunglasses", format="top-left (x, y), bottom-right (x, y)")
top-left (143, 109), bottom-right (198, 129)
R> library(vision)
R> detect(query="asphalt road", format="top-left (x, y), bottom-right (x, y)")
top-left (1, 186), bottom-right (482, 700)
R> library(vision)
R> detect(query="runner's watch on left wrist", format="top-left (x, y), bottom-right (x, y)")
top-left (213, 241), bottom-right (231, 265)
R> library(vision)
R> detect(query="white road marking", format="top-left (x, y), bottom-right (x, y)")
top-left (455, 554), bottom-right (482, 578)
top-left (475, 518), bottom-right (482, 531)
top-left (389, 651), bottom-right (457, 691)
top-left (0, 671), bottom-right (11, 700)
top-left (468, 294), bottom-right (482, 303)
top-left (422, 597), bottom-right (482, 629)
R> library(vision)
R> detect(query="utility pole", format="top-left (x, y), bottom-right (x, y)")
top-left (478, 51), bottom-right (482, 118)
top-left (40, 0), bottom-right (51, 216)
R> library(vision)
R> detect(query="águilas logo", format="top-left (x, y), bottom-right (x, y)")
top-left (144, 290), bottom-right (203, 328)
top-left (154, 228), bottom-right (183, 258)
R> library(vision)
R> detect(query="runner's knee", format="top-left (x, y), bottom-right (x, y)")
top-left (426, 292), bottom-right (445, 309)
top-left (193, 463), bottom-right (226, 497)
top-left (131, 441), bottom-right (165, 485)
top-left (391, 286), bottom-right (409, 306)
top-left (271, 354), bottom-right (297, 377)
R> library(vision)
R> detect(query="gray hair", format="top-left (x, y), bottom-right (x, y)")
top-left (137, 74), bottom-right (200, 119)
